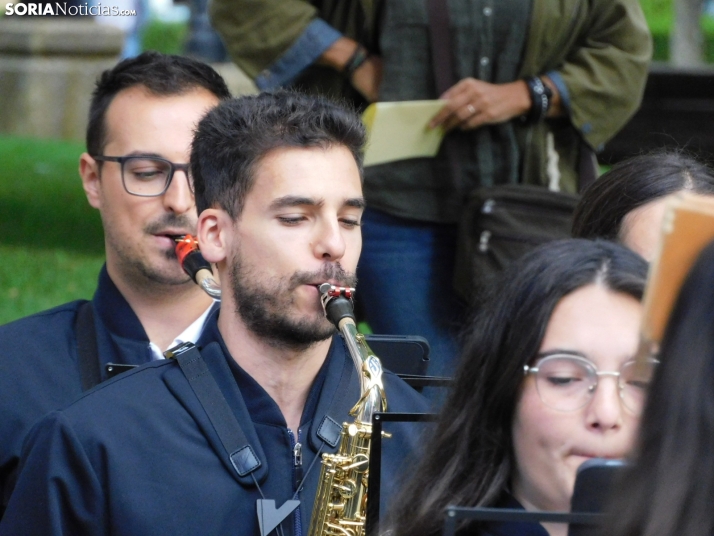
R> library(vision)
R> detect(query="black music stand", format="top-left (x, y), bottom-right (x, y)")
top-left (441, 457), bottom-right (625, 536)
top-left (364, 334), bottom-right (431, 376)
top-left (442, 507), bottom-right (605, 536)
top-left (365, 411), bottom-right (439, 535)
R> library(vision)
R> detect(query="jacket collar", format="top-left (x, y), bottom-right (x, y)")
top-left (92, 265), bottom-right (149, 342)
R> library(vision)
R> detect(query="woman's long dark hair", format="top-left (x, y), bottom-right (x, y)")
top-left (572, 150), bottom-right (714, 241)
top-left (386, 240), bottom-right (648, 536)
top-left (604, 240), bottom-right (714, 536)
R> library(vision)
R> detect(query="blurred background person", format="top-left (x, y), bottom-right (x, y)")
top-left (603, 239), bottom-right (714, 536)
top-left (385, 239), bottom-right (651, 536)
top-left (573, 150), bottom-right (714, 261)
top-left (208, 0), bottom-right (652, 378)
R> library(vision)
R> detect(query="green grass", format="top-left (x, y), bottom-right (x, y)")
top-left (0, 136), bottom-right (105, 324)
top-left (0, 136), bottom-right (104, 254)
top-left (0, 245), bottom-right (103, 325)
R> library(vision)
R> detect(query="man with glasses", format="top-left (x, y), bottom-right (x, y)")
top-left (0, 52), bottom-right (230, 517)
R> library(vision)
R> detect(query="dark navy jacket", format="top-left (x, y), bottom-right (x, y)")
top-left (0, 266), bottom-right (217, 515)
top-left (0, 315), bottom-right (428, 536)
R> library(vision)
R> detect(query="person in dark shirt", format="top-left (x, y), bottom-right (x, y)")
top-left (0, 52), bottom-right (230, 516)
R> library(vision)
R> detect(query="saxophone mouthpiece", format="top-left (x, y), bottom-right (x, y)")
top-left (174, 234), bottom-right (222, 299)
top-left (319, 282), bottom-right (356, 327)
top-left (318, 283), bottom-right (355, 299)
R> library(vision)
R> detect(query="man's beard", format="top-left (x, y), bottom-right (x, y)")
top-left (230, 251), bottom-right (357, 351)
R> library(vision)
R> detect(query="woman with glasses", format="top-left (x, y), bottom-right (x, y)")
top-left (603, 240), bottom-right (714, 536)
top-left (386, 239), bottom-right (651, 536)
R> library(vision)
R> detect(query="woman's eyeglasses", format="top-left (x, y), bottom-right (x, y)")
top-left (523, 353), bottom-right (659, 413)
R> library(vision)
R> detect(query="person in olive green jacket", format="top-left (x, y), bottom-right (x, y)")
top-left (210, 0), bottom-right (652, 379)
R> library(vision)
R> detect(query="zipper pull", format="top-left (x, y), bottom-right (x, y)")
top-left (478, 230), bottom-right (491, 253)
top-left (293, 442), bottom-right (302, 467)
top-left (293, 442), bottom-right (303, 488)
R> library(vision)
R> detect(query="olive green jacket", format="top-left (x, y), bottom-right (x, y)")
top-left (210, 0), bottom-right (381, 107)
top-left (211, 0), bottom-right (651, 219)
top-left (517, 0), bottom-right (652, 193)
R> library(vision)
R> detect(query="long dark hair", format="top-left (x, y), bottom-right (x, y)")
top-left (572, 150), bottom-right (714, 241)
top-left (604, 240), bottom-right (714, 536)
top-left (386, 240), bottom-right (648, 536)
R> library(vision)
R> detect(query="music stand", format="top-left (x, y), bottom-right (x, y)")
top-left (442, 507), bottom-right (604, 536)
top-left (365, 334), bottom-right (431, 376)
top-left (365, 411), bottom-right (439, 535)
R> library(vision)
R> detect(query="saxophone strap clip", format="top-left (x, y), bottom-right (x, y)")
top-left (349, 353), bottom-right (387, 418)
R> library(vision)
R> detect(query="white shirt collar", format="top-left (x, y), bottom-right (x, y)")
top-left (148, 303), bottom-right (215, 361)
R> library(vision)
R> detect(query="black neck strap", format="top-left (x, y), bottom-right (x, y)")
top-left (75, 301), bottom-right (101, 391)
top-left (166, 342), bottom-right (262, 480)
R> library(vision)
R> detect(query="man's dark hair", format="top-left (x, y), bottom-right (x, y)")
top-left (86, 51), bottom-right (231, 156)
top-left (572, 150), bottom-right (714, 241)
top-left (191, 90), bottom-right (366, 218)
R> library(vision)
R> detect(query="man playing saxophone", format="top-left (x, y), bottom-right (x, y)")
top-left (0, 91), bottom-right (427, 536)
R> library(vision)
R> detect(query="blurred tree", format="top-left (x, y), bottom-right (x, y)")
top-left (672, 0), bottom-right (706, 65)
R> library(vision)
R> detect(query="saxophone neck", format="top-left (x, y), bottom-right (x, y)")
top-left (338, 318), bottom-right (387, 422)
top-left (319, 283), bottom-right (388, 423)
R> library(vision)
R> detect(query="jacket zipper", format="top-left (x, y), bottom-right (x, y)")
top-left (478, 229), bottom-right (554, 253)
top-left (481, 197), bottom-right (573, 216)
top-left (288, 428), bottom-right (303, 536)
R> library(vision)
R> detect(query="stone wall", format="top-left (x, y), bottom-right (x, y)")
top-left (0, 19), bottom-right (123, 141)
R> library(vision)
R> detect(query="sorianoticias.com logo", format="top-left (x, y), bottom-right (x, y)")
top-left (5, 3), bottom-right (137, 15)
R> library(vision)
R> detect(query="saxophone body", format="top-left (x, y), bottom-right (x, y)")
top-left (307, 285), bottom-right (388, 536)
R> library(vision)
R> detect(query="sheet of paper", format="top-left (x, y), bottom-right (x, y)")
top-left (362, 100), bottom-right (447, 166)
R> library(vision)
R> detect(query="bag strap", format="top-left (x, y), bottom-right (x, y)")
top-left (426, 0), bottom-right (469, 196)
top-left (426, 0), bottom-right (456, 94)
top-left (75, 301), bottom-right (102, 392)
top-left (166, 342), bottom-right (261, 478)
top-left (578, 142), bottom-right (598, 193)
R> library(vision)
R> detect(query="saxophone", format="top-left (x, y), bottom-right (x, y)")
top-left (308, 283), bottom-right (388, 536)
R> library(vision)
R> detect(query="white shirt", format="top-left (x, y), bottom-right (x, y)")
top-left (148, 303), bottom-right (216, 361)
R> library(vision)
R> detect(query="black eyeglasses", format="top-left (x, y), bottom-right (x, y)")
top-left (93, 155), bottom-right (193, 197)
